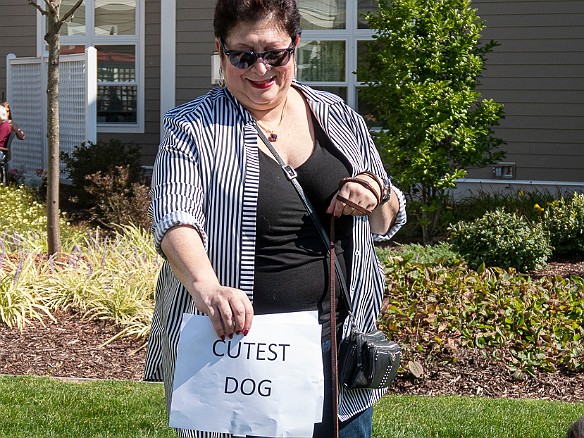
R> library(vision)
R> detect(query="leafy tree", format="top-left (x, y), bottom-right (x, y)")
top-left (359, 0), bottom-right (505, 243)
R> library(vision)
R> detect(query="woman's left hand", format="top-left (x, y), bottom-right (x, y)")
top-left (326, 173), bottom-right (381, 217)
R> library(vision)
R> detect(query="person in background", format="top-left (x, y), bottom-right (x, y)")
top-left (144, 0), bottom-right (407, 437)
top-left (2, 101), bottom-right (25, 140)
top-left (0, 106), bottom-right (12, 154)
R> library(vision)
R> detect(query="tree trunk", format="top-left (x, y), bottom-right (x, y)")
top-left (46, 13), bottom-right (61, 256)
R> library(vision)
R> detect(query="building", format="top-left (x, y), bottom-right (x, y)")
top-left (1, 0), bottom-right (583, 189)
top-left (461, 0), bottom-right (584, 194)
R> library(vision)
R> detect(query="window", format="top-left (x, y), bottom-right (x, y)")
top-left (96, 45), bottom-right (137, 124)
top-left (297, 40), bottom-right (346, 82)
top-left (56, 0), bottom-right (143, 133)
top-left (297, 0), bottom-right (378, 110)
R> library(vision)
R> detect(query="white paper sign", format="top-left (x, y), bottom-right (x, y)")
top-left (169, 311), bottom-right (324, 437)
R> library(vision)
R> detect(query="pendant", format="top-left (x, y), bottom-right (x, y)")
top-left (268, 133), bottom-right (278, 142)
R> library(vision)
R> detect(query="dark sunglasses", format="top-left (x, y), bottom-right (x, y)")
top-left (220, 39), bottom-right (296, 69)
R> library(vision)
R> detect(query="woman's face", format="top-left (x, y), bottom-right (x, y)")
top-left (218, 19), bottom-right (297, 114)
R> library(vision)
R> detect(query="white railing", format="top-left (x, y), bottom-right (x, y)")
top-left (6, 47), bottom-right (97, 182)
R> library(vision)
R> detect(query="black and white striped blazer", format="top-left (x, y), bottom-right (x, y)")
top-left (145, 81), bottom-right (407, 434)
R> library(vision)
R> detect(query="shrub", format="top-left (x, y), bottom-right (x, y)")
top-left (84, 166), bottom-right (151, 230)
top-left (0, 185), bottom-right (53, 235)
top-left (447, 208), bottom-right (552, 273)
top-left (451, 189), bottom-right (558, 225)
top-left (394, 189), bottom-right (558, 243)
top-left (542, 193), bottom-right (584, 258)
top-left (378, 241), bottom-right (461, 267)
top-left (379, 251), bottom-right (584, 374)
top-left (60, 139), bottom-right (150, 228)
top-left (1, 223), bottom-right (160, 338)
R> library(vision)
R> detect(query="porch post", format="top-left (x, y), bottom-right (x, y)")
top-left (85, 46), bottom-right (98, 144)
top-left (160, 0), bottom-right (177, 140)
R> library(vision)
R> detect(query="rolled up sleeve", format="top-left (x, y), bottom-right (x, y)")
top-left (149, 116), bottom-right (208, 256)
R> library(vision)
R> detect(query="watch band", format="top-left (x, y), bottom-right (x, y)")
top-left (379, 176), bottom-right (392, 205)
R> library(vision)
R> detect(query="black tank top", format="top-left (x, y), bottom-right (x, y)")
top-left (253, 120), bottom-right (353, 338)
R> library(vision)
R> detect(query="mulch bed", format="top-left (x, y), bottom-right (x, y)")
top-left (0, 310), bottom-right (146, 381)
top-left (1, 260), bottom-right (584, 404)
top-left (1, 308), bottom-right (584, 404)
top-left (389, 349), bottom-right (584, 403)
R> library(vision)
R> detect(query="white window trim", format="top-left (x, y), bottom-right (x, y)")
top-left (160, 0), bottom-right (176, 139)
top-left (299, 1), bottom-right (375, 109)
top-left (36, 0), bottom-right (145, 134)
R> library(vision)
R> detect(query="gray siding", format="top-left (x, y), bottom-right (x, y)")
top-left (470, 0), bottom-right (584, 182)
top-left (0, 1), bottom-right (37, 100)
top-left (175, 0), bottom-right (216, 105)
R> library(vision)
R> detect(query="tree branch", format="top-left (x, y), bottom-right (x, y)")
top-left (43, 0), bottom-right (58, 17)
top-left (28, 0), bottom-right (47, 15)
top-left (60, 0), bottom-right (85, 24)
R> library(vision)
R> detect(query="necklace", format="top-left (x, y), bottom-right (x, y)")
top-left (256, 96), bottom-right (288, 142)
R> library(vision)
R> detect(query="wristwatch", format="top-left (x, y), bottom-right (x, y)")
top-left (379, 176), bottom-right (392, 205)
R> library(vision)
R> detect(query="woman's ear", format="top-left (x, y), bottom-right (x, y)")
top-left (215, 39), bottom-right (226, 87)
top-left (294, 33), bottom-right (300, 47)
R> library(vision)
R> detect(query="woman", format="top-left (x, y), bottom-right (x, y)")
top-left (1, 101), bottom-right (25, 140)
top-left (145, 0), bottom-right (407, 436)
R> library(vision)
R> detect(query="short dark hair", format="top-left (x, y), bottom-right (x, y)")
top-left (213, 0), bottom-right (301, 42)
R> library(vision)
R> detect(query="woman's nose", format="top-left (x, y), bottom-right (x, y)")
top-left (252, 58), bottom-right (272, 74)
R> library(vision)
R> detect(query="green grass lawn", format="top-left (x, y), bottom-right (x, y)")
top-left (0, 376), bottom-right (174, 438)
top-left (1, 376), bottom-right (582, 437)
top-left (373, 395), bottom-right (583, 438)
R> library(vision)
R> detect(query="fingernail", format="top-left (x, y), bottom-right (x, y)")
top-left (236, 330), bottom-right (241, 335)
top-left (228, 333), bottom-right (233, 339)
top-left (220, 335), bottom-right (225, 341)
top-left (243, 329), bottom-right (249, 336)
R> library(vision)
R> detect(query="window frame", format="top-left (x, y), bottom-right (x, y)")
top-left (37, 0), bottom-right (145, 134)
top-left (298, 0), bottom-right (375, 109)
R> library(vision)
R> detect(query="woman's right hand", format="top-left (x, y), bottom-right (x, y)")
top-left (161, 225), bottom-right (254, 339)
top-left (190, 280), bottom-right (254, 340)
